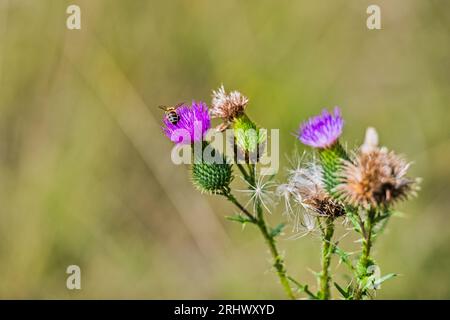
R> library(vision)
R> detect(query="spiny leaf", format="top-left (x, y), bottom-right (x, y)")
top-left (288, 277), bottom-right (318, 300)
top-left (333, 245), bottom-right (355, 271)
top-left (345, 282), bottom-right (355, 300)
top-left (226, 214), bottom-right (254, 225)
top-left (334, 282), bottom-right (350, 299)
top-left (363, 273), bottom-right (397, 291)
top-left (374, 211), bottom-right (392, 224)
top-left (346, 209), bottom-right (362, 234)
top-left (270, 223), bottom-right (286, 238)
top-left (360, 276), bottom-right (370, 291)
top-left (374, 273), bottom-right (397, 287)
top-left (373, 211), bottom-right (394, 240)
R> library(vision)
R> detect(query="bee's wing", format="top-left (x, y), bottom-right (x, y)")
top-left (158, 105), bottom-right (168, 111)
top-left (173, 102), bottom-right (185, 109)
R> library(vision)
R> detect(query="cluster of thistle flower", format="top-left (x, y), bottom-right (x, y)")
top-left (162, 85), bottom-right (266, 195)
top-left (161, 85), bottom-right (419, 300)
top-left (278, 107), bottom-right (420, 299)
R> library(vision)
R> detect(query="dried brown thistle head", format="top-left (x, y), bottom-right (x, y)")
top-left (337, 127), bottom-right (418, 209)
top-left (211, 85), bottom-right (249, 131)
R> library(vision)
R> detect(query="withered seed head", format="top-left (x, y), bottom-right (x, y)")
top-left (338, 128), bottom-right (418, 209)
top-left (302, 197), bottom-right (346, 218)
top-left (211, 85), bottom-right (249, 128)
top-left (278, 161), bottom-right (345, 219)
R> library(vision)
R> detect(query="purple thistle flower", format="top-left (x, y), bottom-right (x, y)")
top-left (162, 101), bottom-right (211, 145)
top-left (298, 107), bottom-right (344, 149)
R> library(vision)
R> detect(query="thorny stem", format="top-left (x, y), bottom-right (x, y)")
top-left (255, 197), bottom-right (295, 300)
top-left (318, 217), bottom-right (334, 300)
top-left (354, 209), bottom-right (376, 300)
top-left (287, 276), bottom-right (317, 299)
top-left (250, 163), bottom-right (295, 299)
top-left (225, 163), bottom-right (295, 300)
top-left (236, 163), bottom-right (250, 181)
top-left (223, 192), bottom-right (257, 223)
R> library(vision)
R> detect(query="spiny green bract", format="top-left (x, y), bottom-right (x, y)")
top-left (192, 161), bottom-right (233, 194)
top-left (319, 143), bottom-right (349, 195)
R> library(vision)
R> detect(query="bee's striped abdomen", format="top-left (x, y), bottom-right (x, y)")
top-left (167, 111), bottom-right (180, 125)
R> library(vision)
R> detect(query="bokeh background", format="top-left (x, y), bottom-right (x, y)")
top-left (0, 0), bottom-right (449, 299)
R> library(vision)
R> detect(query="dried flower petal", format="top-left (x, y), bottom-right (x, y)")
top-left (211, 85), bottom-right (249, 122)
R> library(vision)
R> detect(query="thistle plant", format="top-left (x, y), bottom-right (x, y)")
top-left (160, 91), bottom-right (419, 300)
top-left (293, 107), bottom-right (348, 300)
top-left (279, 108), bottom-right (419, 300)
top-left (162, 101), bottom-right (233, 194)
top-left (336, 127), bottom-right (419, 299)
top-left (161, 89), bottom-right (295, 299)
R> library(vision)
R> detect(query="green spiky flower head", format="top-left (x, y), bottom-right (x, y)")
top-left (192, 161), bottom-right (233, 194)
top-left (191, 143), bottom-right (233, 194)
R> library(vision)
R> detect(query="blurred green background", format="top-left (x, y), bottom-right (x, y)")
top-left (0, 0), bottom-right (449, 299)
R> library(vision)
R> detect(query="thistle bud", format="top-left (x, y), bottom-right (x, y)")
top-left (192, 161), bottom-right (233, 194)
top-left (191, 142), bottom-right (232, 194)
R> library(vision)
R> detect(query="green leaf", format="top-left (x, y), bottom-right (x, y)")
top-left (226, 214), bottom-right (254, 225)
top-left (345, 282), bottom-right (355, 300)
top-left (334, 282), bottom-right (349, 299)
top-left (333, 245), bottom-right (355, 272)
top-left (375, 212), bottom-right (390, 221)
top-left (373, 211), bottom-right (394, 240)
top-left (261, 172), bottom-right (276, 183)
top-left (288, 277), bottom-right (318, 300)
top-left (363, 273), bottom-right (397, 291)
top-left (270, 223), bottom-right (286, 238)
top-left (374, 273), bottom-right (397, 287)
top-left (346, 209), bottom-right (362, 234)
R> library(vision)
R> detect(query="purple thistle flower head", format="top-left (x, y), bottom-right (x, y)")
top-left (162, 101), bottom-right (211, 145)
top-left (298, 107), bottom-right (344, 148)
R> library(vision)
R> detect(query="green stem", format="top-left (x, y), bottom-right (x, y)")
top-left (354, 209), bottom-right (375, 300)
top-left (287, 276), bottom-right (318, 299)
top-left (250, 163), bottom-right (295, 299)
top-left (226, 164), bottom-right (295, 299)
top-left (255, 199), bottom-right (295, 300)
top-left (318, 217), bottom-right (334, 300)
top-left (315, 143), bottom-right (348, 299)
top-left (225, 191), bottom-right (295, 299)
top-left (236, 163), bottom-right (250, 181)
top-left (254, 164), bottom-right (294, 299)
top-left (224, 192), bottom-right (257, 223)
